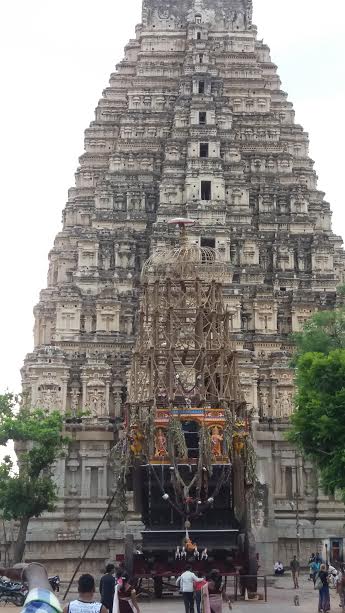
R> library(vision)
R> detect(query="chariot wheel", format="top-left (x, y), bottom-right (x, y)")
top-left (153, 576), bottom-right (163, 599)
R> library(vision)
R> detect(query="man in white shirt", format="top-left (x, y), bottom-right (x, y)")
top-left (176, 566), bottom-right (198, 613)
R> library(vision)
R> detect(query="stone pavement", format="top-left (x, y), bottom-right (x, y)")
top-left (0, 574), bottom-right (340, 613)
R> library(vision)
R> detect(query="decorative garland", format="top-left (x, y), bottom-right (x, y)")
top-left (223, 407), bottom-right (234, 460)
top-left (245, 436), bottom-right (257, 490)
top-left (109, 437), bottom-right (130, 521)
top-left (198, 423), bottom-right (213, 474)
top-left (168, 417), bottom-right (188, 459)
top-left (143, 407), bottom-right (156, 457)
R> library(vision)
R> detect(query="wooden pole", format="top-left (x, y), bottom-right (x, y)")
top-left (295, 452), bottom-right (301, 561)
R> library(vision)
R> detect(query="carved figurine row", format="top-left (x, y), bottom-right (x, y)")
top-left (129, 421), bottom-right (249, 458)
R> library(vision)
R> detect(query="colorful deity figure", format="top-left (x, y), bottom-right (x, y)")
top-left (185, 537), bottom-right (198, 554)
top-left (154, 428), bottom-right (167, 457)
top-left (129, 425), bottom-right (144, 456)
top-left (233, 435), bottom-right (245, 454)
top-left (210, 425), bottom-right (223, 457)
top-left (233, 419), bottom-right (249, 454)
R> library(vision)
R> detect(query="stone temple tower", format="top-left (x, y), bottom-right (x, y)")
top-left (22, 0), bottom-right (345, 574)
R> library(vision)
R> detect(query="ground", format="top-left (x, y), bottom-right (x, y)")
top-left (0, 573), bottom-right (338, 613)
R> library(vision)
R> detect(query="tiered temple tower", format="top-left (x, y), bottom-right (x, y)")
top-left (22, 0), bottom-right (345, 574)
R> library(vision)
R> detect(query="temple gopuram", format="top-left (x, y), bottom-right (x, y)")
top-left (20, 0), bottom-right (345, 576)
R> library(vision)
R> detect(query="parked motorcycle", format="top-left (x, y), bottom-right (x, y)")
top-left (49, 576), bottom-right (60, 593)
top-left (0, 579), bottom-right (27, 606)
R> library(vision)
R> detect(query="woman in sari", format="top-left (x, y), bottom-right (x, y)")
top-left (201, 570), bottom-right (232, 613)
top-left (316, 564), bottom-right (330, 613)
top-left (112, 573), bottom-right (140, 613)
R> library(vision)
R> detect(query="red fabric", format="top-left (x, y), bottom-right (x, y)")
top-left (194, 579), bottom-right (207, 592)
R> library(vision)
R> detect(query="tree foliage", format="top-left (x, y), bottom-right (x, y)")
top-left (0, 393), bottom-right (67, 562)
top-left (289, 309), bottom-right (345, 499)
top-left (291, 309), bottom-right (345, 363)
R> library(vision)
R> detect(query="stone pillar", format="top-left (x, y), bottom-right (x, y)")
top-left (273, 452), bottom-right (282, 495)
top-left (292, 463), bottom-right (297, 496)
top-left (61, 376), bottom-right (69, 413)
top-left (53, 457), bottom-right (65, 497)
top-left (105, 379), bottom-right (110, 416)
top-left (68, 465), bottom-right (78, 495)
top-left (281, 464), bottom-right (286, 496)
top-left (98, 466), bottom-right (107, 498)
top-left (81, 376), bottom-right (87, 410)
top-left (112, 381), bottom-right (122, 418)
top-left (67, 455), bottom-right (80, 495)
top-left (271, 379), bottom-right (277, 418)
top-left (82, 465), bottom-right (91, 498)
top-left (31, 376), bottom-right (39, 407)
top-left (41, 323), bottom-right (47, 345)
top-left (251, 372), bottom-right (259, 420)
top-left (299, 463), bottom-right (304, 496)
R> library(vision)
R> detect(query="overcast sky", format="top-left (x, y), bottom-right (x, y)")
top-left (0, 0), bottom-right (344, 394)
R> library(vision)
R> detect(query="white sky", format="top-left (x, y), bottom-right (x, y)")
top-left (0, 0), bottom-right (344, 394)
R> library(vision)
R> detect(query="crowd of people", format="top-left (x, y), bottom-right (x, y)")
top-left (272, 552), bottom-right (345, 613)
top-left (3, 554), bottom-right (345, 613)
top-left (307, 553), bottom-right (345, 613)
top-left (0, 562), bottom-right (232, 613)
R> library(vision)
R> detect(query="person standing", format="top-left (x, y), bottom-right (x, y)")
top-left (201, 569), bottom-right (232, 613)
top-left (336, 565), bottom-right (345, 611)
top-left (112, 572), bottom-right (140, 613)
top-left (290, 555), bottom-right (300, 589)
top-left (176, 566), bottom-right (198, 613)
top-left (100, 564), bottom-right (116, 612)
top-left (328, 563), bottom-right (338, 588)
top-left (315, 564), bottom-right (330, 613)
top-left (309, 554), bottom-right (316, 581)
top-left (193, 572), bottom-right (207, 613)
top-left (311, 559), bottom-right (321, 585)
top-left (63, 574), bottom-right (108, 613)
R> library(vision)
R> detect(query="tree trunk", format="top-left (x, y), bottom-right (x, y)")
top-left (13, 516), bottom-right (30, 564)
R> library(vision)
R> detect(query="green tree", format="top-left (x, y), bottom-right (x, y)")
top-left (289, 334), bottom-right (345, 499)
top-left (0, 393), bottom-right (67, 563)
top-left (291, 308), bottom-right (345, 362)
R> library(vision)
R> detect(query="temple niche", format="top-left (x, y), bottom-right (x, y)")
top-left (20, 0), bottom-right (345, 576)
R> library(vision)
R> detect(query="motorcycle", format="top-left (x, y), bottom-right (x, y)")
top-left (0, 579), bottom-right (27, 607)
top-left (49, 576), bottom-right (60, 593)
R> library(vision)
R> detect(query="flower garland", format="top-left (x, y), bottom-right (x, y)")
top-left (109, 437), bottom-right (130, 521)
top-left (223, 407), bottom-right (234, 460)
top-left (167, 417), bottom-right (188, 459)
top-left (198, 423), bottom-right (213, 474)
